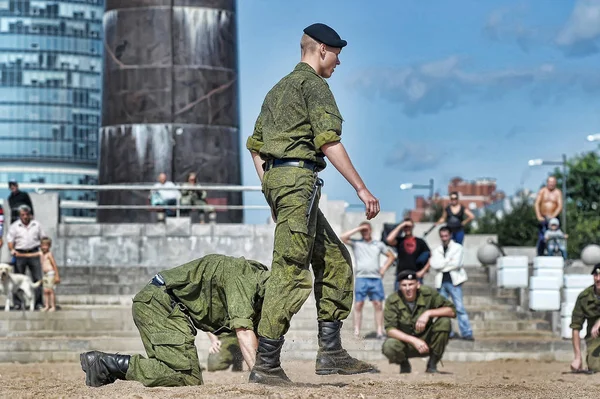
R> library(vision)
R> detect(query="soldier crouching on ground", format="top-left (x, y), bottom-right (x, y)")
top-left (570, 263), bottom-right (600, 373)
top-left (80, 254), bottom-right (269, 387)
top-left (382, 270), bottom-right (456, 373)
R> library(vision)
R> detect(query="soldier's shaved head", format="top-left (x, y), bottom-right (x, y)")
top-left (300, 34), bottom-right (318, 56)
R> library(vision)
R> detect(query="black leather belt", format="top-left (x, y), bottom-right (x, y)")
top-left (263, 159), bottom-right (319, 172)
top-left (15, 247), bottom-right (40, 254)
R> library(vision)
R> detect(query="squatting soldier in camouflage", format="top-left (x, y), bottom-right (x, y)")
top-left (246, 23), bottom-right (380, 385)
top-left (382, 270), bottom-right (456, 373)
top-left (80, 255), bottom-right (269, 387)
top-left (570, 264), bottom-right (600, 373)
top-left (206, 332), bottom-right (244, 372)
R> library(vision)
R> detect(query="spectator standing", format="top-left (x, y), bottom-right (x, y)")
top-left (534, 176), bottom-right (563, 256)
top-left (40, 237), bottom-right (60, 312)
top-left (6, 205), bottom-right (46, 310)
top-left (341, 222), bottom-right (396, 339)
top-left (150, 173), bottom-right (181, 219)
top-left (385, 218), bottom-right (431, 288)
top-left (8, 180), bottom-right (34, 223)
top-left (430, 226), bottom-right (474, 341)
top-left (435, 191), bottom-right (475, 245)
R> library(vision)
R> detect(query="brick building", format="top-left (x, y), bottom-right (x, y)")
top-left (407, 177), bottom-right (505, 221)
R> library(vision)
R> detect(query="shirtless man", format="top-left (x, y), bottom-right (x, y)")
top-left (534, 176), bottom-right (563, 256)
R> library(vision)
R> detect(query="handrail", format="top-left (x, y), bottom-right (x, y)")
top-left (0, 182), bottom-right (262, 192)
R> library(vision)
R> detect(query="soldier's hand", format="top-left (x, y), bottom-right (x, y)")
top-left (592, 320), bottom-right (600, 339)
top-left (412, 338), bottom-right (429, 354)
top-left (357, 188), bottom-right (380, 220)
top-left (570, 357), bottom-right (582, 372)
top-left (209, 340), bottom-right (222, 354)
top-left (415, 312), bottom-right (430, 333)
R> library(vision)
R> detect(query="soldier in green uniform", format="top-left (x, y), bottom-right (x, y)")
top-left (206, 332), bottom-right (244, 372)
top-left (382, 270), bottom-right (456, 373)
top-left (79, 254), bottom-right (269, 387)
top-left (246, 23), bottom-right (380, 385)
top-left (570, 263), bottom-right (600, 373)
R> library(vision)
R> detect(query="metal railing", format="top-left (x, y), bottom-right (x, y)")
top-left (3, 182), bottom-right (271, 221)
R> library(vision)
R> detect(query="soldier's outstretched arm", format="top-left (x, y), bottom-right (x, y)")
top-left (321, 141), bottom-right (379, 219)
top-left (235, 328), bottom-right (258, 370)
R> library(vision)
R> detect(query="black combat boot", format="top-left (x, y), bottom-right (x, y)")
top-left (426, 354), bottom-right (440, 373)
top-left (316, 321), bottom-right (379, 375)
top-left (400, 359), bottom-right (412, 374)
top-left (249, 336), bottom-right (292, 386)
top-left (80, 351), bottom-right (130, 387)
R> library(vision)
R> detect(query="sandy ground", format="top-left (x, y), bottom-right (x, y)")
top-left (0, 359), bottom-right (598, 399)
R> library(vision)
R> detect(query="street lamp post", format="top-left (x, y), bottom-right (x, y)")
top-left (400, 178), bottom-right (434, 200)
top-left (586, 134), bottom-right (600, 142)
top-left (528, 154), bottom-right (568, 233)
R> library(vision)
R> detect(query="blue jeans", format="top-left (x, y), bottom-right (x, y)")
top-left (151, 195), bottom-right (177, 217)
top-left (451, 229), bottom-right (465, 245)
top-left (546, 240), bottom-right (567, 260)
top-left (536, 220), bottom-right (548, 256)
top-left (438, 281), bottom-right (473, 338)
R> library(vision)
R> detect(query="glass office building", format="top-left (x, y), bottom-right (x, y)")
top-left (0, 0), bottom-right (103, 219)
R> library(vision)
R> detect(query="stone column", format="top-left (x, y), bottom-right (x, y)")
top-left (99, 0), bottom-right (241, 222)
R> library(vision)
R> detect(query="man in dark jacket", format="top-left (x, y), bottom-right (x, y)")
top-left (8, 180), bottom-right (34, 223)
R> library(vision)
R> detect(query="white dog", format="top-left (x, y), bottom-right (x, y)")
top-left (0, 263), bottom-right (42, 312)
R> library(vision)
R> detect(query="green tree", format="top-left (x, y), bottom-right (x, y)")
top-left (420, 201), bottom-right (444, 223)
top-left (473, 192), bottom-right (538, 247)
top-left (551, 151), bottom-right (600, 258)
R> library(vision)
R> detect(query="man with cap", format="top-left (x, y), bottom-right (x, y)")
top-left (570, 264), bottom-right (600, 373)
top-left (382, 270), bottom-right (456, 374)
top-left (80, 254), bottom-right (269, 387)
top-left (8, 180), bottom-right (34, 224)
top-left (246, 22), bottom-right (380, 384)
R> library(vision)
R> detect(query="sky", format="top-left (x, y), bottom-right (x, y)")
top-left (236, 0), bottom-right (600, 224)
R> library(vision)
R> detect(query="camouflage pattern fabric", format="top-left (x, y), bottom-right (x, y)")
top-left (246, 62), bottom-right (344, 170)
top-left (570, 285), bottom-right (600, 371)
top-left (256, 166), bottom-right (354, 339)
top-left (127, 285), bottom-right (203, 387)
top-left (381, 286), bottom-right (455, 363)
top-left (207, 333), bottom-right (244, 372)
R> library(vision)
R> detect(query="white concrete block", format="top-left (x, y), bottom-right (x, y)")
top-left (497, 267), bottom-right (528, 288)
top-left (534, 268), bottom-right (563, 281)
top-left (497, 256), bottom-right (529, 268)
top-left (561, 302), bottom-right (576, 317)
top-left (563, 288), bottom-right (584, 304)
top-left (530, 276), bottom-right (562, 290)
top-left (533, 256), bottom-right (564, 269)
top-left (529, 289), bottom-right (560, 311)
top-left (564, 274), bottom-right (594, 289)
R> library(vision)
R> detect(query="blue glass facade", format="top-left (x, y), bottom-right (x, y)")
top-left (0, 0), bottom-right (103, 218)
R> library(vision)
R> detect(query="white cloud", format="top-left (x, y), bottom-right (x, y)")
top-left (556, 0), bottom-right (600, 57)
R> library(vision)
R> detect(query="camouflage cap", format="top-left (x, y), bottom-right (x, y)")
top-left (591, 264), bottom-right (600, 275)
top-left (303, 23), bottom-right (347, 48)
top-left (397, 270), bottom-right (418, 282)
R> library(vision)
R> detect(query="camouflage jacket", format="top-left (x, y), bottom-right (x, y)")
top-left (570, 285), bottom-right (600, 338)
top-left (159, 254), bottom-right (269, 334)
top-left (246, 62), bottom-right (343, 170)
top-left (384, 286), bottom-right (456, 336)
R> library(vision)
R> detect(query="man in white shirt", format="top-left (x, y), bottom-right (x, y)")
top-left (341, 222), bottom-right (396, 339)
top-left (150, 173), bottom-right (181, 217)
top-left (429, 226), bottom-right (474, 341)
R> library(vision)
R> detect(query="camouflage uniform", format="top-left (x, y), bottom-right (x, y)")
top-left (246, 62), bottom-right (353, 340)
top-left (382, 286), bottom-right (455, 364)
top-left (207, 333), bottom-right (244, 372)
top-left (570, 285), bottom-right (600, 372)
top-left (126, 255), bottom-right (269, 387)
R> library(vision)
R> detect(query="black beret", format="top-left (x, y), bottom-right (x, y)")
top-left (397, 270), bottom-right (418, 282)
top-left (303, 23), bottom-right (347, 48)
top-left (591, 264), bottom-right (600, 275)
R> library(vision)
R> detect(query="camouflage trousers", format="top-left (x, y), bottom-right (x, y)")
top-left (126, 285), bottom-right (203, 387)
top-left (382, 317), bottom-right (451, 363)
top-left (586, 336), bottom-right (600, 372)
top-left (258, 167), bottom-right (354, 339)
top-left (207, 333), bottom-right (244, 372)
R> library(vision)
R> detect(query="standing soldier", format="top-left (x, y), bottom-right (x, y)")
top-left (570, 264), bottom-right (600, 373)
top-left (246, 23), bottom-right (380, 385)
top-left (382, 270), bottom-right (456, 374)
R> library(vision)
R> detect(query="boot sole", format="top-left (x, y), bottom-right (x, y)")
top-left (315, 368), bottom-right (380, 375)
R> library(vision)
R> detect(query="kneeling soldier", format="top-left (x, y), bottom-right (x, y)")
top-left (80, 254), bottom-right (269, 387)
top-left (570, 263), bottom-right (600, 373)
top-left (382, 270), bottom-right (456, 373)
